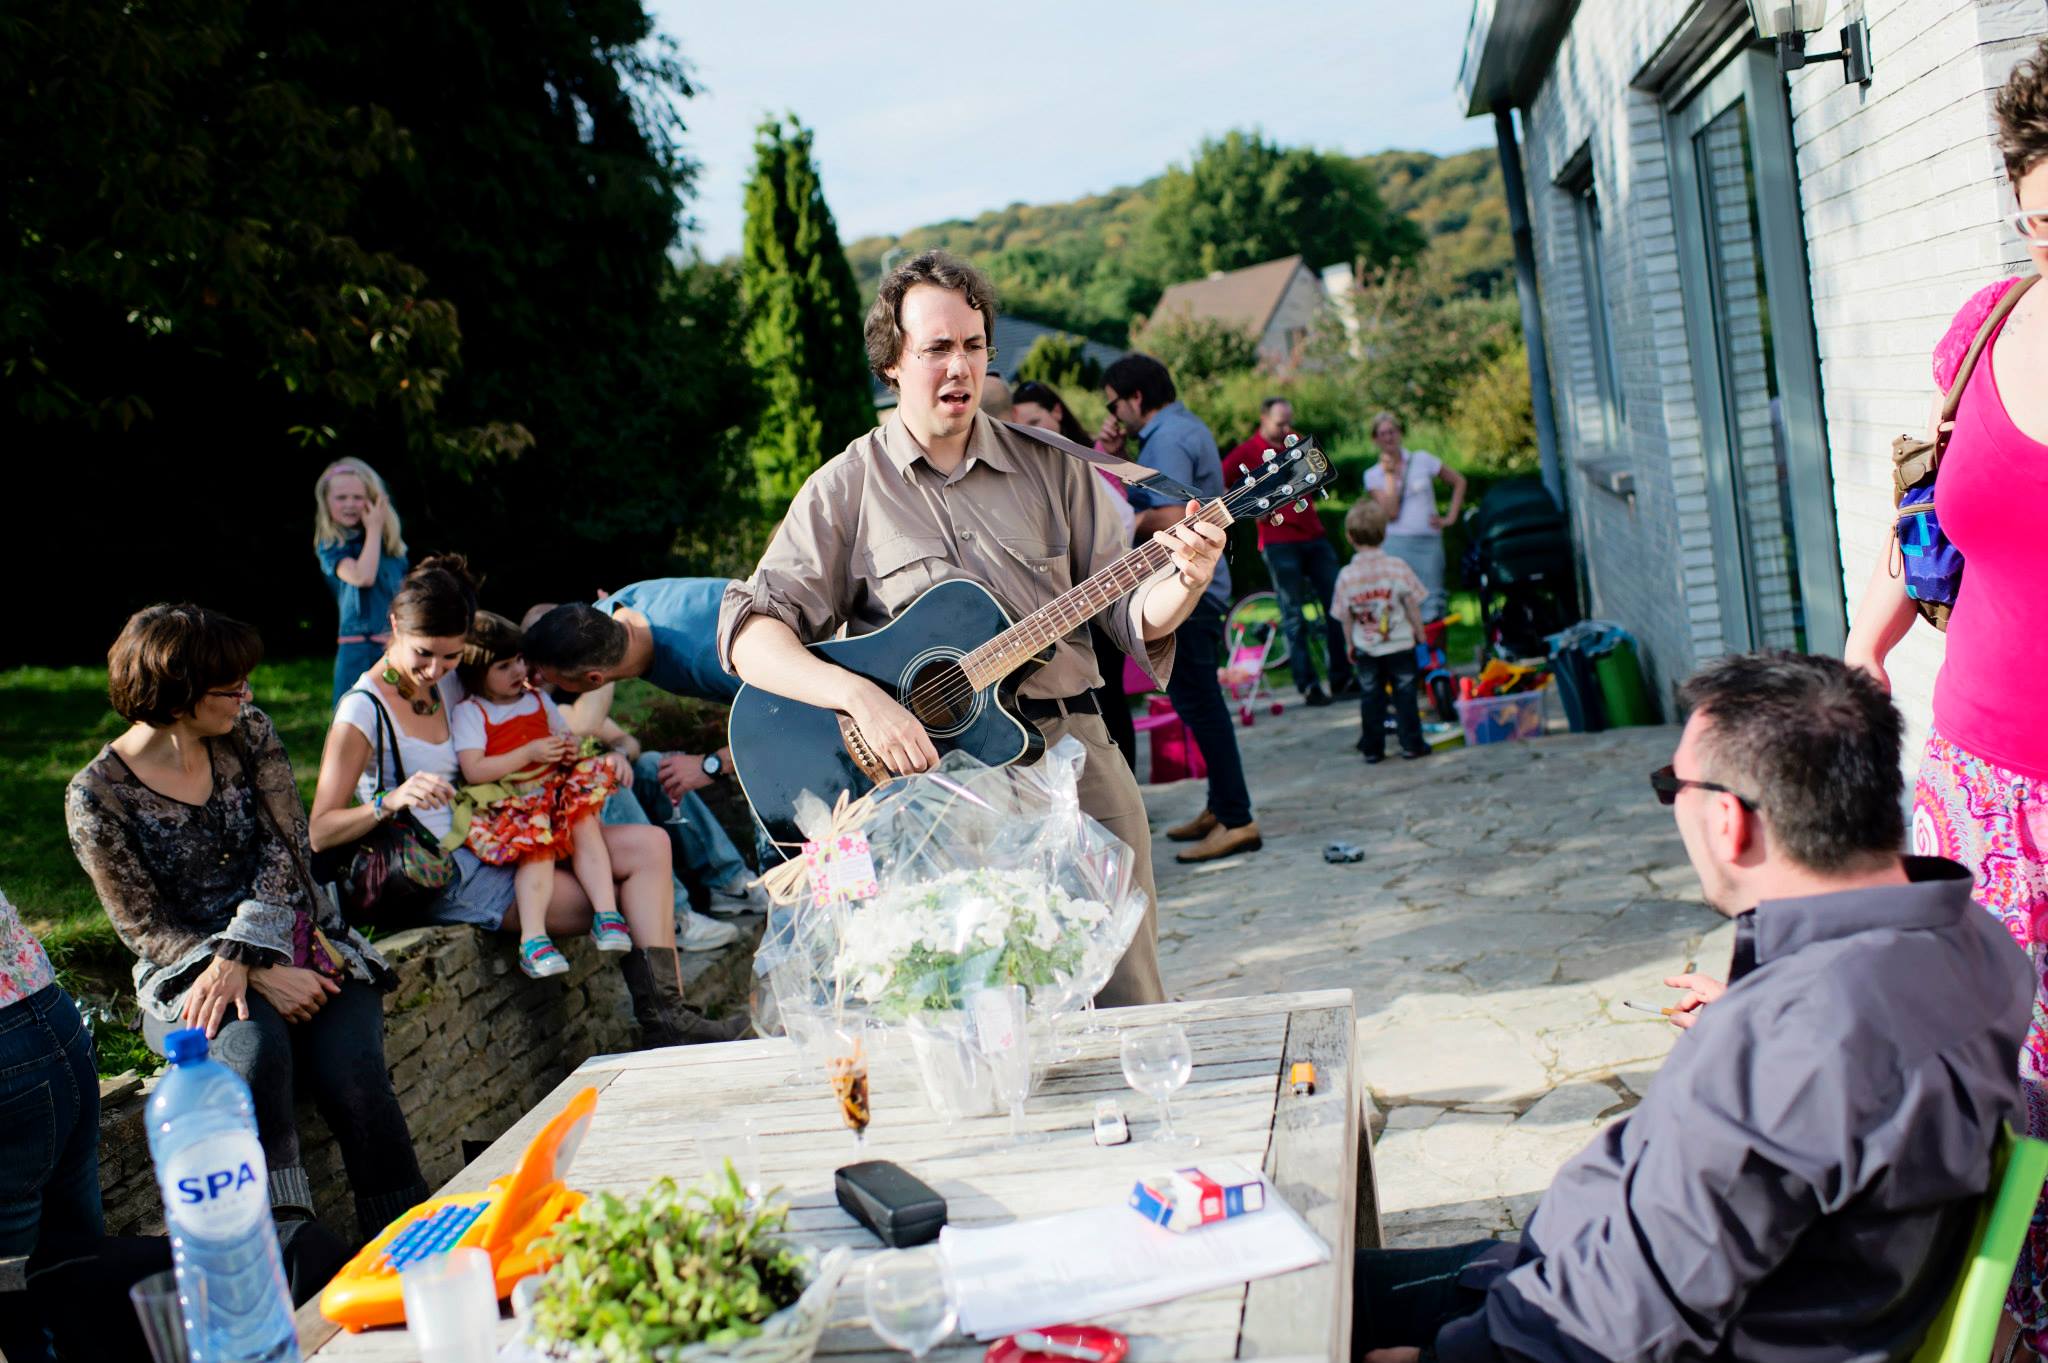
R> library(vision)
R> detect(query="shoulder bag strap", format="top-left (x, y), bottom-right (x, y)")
top-left (998, 416), bottom-right (1208, 503)
top-left (225, 728), bottom-right (339, 963)
top-left (1934, 275), bottom-right (2036, 447)
top-left (348, 685), bottom-right (407, 793)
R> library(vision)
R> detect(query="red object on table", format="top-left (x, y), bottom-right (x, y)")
top-left (984, 1324), bottom-right (1130, 1363)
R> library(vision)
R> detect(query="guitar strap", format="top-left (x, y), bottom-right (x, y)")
top-left (997, 417), bottom-right (1209, 504)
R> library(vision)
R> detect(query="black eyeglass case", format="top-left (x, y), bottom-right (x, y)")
top-left (835, 1159), bottom-right (948, 1248)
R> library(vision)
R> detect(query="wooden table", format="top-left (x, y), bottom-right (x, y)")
top-left (298, 989), bottom-right (1359, 1362)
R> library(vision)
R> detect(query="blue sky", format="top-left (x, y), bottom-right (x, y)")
top-left (646, 1), bottom-right (1488, 259)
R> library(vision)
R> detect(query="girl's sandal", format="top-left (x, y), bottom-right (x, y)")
top-left (590, 909), bottom-right (633, 953)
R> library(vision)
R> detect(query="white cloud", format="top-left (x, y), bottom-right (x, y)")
top-left (649, 0), bottom-right (1488, 258)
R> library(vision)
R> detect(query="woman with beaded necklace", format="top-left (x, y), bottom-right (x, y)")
top-left (309, 555), bottom-right (746, 1044)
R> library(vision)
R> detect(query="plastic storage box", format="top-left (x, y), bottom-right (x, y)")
top-left (1457, 686), bottom-right (1550, 746)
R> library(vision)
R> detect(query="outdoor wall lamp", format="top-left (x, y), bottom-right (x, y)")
top-left (1746, 1), bottom-right (1873, 85)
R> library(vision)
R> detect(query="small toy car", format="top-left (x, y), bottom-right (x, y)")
top-left (1323, 842), bottom-right (1364, 864)
top-left (1093, 1098), bottom-right (1130, 1147)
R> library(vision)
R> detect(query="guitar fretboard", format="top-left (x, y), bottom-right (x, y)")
top-left (954, 499), bottom-right (1237, 692)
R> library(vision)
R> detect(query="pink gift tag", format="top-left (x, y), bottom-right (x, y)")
top-left (801, 832), bottom-right (879, 908)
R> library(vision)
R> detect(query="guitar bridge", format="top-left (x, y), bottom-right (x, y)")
top-left (837, 713), bottom-right (891, 785)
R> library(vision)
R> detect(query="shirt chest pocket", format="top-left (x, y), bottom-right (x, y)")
top-left (996, 535), bottom-right (1073, 593)
top-left (864, 535), bottom-right (954, 609)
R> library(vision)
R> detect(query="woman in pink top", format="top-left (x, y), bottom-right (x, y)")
top-left (1845, 39), bottom-right (2048, 1354)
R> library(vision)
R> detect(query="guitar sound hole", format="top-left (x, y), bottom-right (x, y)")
top-left (905, 659), bottom-right (975, 734)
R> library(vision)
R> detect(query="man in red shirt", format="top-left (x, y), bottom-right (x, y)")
top-left (1220, 397), bottom-right (1356, 704)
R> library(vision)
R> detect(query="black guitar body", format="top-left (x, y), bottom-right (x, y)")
top-left (728, 579), bottom-right (1050, 849)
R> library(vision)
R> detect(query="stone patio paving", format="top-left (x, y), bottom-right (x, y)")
top-left (1142, 703), bottom-right (1734, 1246)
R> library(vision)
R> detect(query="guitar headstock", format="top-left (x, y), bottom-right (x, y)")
top-left (1223, 435), bottom-right (1333, 527)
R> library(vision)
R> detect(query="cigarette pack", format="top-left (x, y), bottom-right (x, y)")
top-left (1127, 1162), bottom-right (1267, 1232)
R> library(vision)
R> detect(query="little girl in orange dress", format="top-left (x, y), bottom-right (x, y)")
top-left (451, 612), bottom-right (627, 978)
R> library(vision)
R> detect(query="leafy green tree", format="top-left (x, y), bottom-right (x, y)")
top-left (1143, 131), bottom-right (1425, 283)
top-left (0, 0), bottom-right (758, 661)
top-left (0, 0), bottom-right (500, 460)
top-left (1450, 340), bottom-right (1538, 474)
top-left (740, 115), bottom-right (874, 507)
top-left (1135, 314), bottom-right (1260, 386)
top-left (1015, 333), bottom-right (1102, 393)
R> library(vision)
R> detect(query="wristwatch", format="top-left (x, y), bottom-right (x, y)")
top-left (700, 753), bottom-right (726, 780)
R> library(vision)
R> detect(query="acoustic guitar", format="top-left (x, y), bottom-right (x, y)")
top-left (728, 436), bottom-right (1332, 848)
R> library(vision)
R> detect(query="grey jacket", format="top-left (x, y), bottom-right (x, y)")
top-left (1438, 858), bottom-right (2030, 1363)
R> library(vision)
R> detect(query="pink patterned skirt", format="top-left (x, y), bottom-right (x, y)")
top-left (1912, 728), bottom-right (2048, 1339)
top-left (464, 755), bottom-right (622, 866)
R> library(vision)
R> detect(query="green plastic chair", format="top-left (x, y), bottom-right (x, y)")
top-left (1910, 1126), bottom-right (2048, 1363)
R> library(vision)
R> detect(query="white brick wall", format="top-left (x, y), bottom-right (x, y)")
top-left (1508, 0), bottom-right (2045, 748)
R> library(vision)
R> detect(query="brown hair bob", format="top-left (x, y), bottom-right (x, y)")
top-left (863, 250), bottom-right (999, 390)
top-left (106, 604), bottom-right (264, 726)
top-left (1997, 39), bottom-right (2048, 183)
top-left (457, 611), bottom-right (524, 694)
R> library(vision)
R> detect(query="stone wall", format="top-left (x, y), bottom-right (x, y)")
top-left (97, 921), bottom-right (757, 1244)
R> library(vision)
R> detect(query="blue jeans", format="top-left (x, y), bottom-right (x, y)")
top-left (1164, 599), bottom-right (1254, 828)
top-left (0, 985), bottom-right (103, 1363)
top-left (603, 754), bottom-right (750, 895)
top-left (1263, 539), bottom-right (1354, 695)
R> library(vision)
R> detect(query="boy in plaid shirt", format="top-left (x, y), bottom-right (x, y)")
top-left (1331, 500), bottom-right (1429, 763)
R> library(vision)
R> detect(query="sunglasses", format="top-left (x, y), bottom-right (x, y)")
top-left (2009, 209), bottom-right (2048, 247)
top-left (1650, 764), bottom-right (1757, 810)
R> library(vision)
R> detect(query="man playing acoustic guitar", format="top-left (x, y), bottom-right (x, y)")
top-left (716, 250), bottom-right (1228, 1007)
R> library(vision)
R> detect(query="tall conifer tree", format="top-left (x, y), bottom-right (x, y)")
top-left (739, 116), bottom-right (873, 507)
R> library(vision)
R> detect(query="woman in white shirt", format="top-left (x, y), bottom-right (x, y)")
top-left (309, 555), bottom-right (746, 1045)
top-left (1362, 411), bottom-right (1467, 621)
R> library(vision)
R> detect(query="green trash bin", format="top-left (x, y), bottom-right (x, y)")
top-left (1591, 638), bottom-right (1654, 728)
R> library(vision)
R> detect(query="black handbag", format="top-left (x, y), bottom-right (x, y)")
top-left (311, 686), bottom-right (456, 927)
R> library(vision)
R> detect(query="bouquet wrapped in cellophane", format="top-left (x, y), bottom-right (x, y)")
top-left (782, 737), bottom-right (1146, 1018)
top-left (752, 739), bottom-right (1146, 1115)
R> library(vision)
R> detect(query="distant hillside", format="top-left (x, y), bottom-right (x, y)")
top-left (844, 147), bottom-right (1507, 345)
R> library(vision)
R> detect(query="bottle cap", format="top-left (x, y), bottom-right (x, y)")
top-left (163, 1028), bottom-right (209, 1065)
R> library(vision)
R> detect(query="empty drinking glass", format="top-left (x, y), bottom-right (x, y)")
top-left (399, 1247), bottom-right (500, 1363)
top-left (129, 1268), bottom-right (203, 1363)
top-left (972, 985), bottom-right (1043, 1146)
top-left (698, 1114), bottom-right (763, 1204)
top-left (864, 1247), bottom-right (958, 1359)
top-left (1120, 1023), bottom-right (1198, 1150)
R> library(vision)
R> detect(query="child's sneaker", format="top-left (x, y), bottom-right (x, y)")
top-left (519, 936), bottom-right (570, 979)
top-left (590, 909), bottom-right (633, 952)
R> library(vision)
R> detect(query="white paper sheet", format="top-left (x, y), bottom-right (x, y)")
top-left (939, 1191), bottom-right (1331, 1340)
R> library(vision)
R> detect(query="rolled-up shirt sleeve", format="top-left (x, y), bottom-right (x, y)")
top-left (1068, 458), bottom-right (1175, 689)
top-left (716, 462), bottom-right (860, 677)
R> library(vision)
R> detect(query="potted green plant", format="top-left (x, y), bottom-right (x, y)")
top-left (516, 1166), bottom-right (849, 1363)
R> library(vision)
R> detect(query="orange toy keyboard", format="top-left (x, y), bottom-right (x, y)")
top-left (320, 1085), bottom-right (597, 1332)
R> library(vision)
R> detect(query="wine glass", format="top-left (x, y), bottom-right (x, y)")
top-left (827, 1016), bottom-right (872, 1149)
top-left (864, 1247), bottom-right (958, 1360)
top-left (1120, 1023), bottom-right (1198, 1150)
top-left (973, 985), bottom-right (1045, 1146)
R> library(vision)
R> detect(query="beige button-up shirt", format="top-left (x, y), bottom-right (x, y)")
top-left (717, 412), bottom-right (1176, 699)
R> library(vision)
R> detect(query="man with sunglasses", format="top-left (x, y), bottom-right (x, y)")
top-left (1359, 650), bottom-right (2028, 1363)
top-left (717, 250), bottom-right (1228, 1008)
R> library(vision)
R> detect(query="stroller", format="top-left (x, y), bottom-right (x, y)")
top-left (1462, 478), bottom-right (1580, 664)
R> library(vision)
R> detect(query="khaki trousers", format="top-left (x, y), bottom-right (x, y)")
top-left (1028, 709), bottom-right (1165, 1007)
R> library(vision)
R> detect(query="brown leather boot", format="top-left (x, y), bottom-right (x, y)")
top-left (1175, 819), bottom-right (1263, 863)
top-left (1165, 809), bottom-right (1218, 842)
top-left (619, 946), bottom-right (752, 1047)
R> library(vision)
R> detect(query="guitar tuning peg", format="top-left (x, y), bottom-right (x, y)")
top-left (1284, 434), bottom-right (1300, 448)
top-left (1261, 450), bottom-right (1279, 465)
top-left (1270, 511), bottom-right (1285, 525)
top-left (1293, 499), bottom-right (1309, 513)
